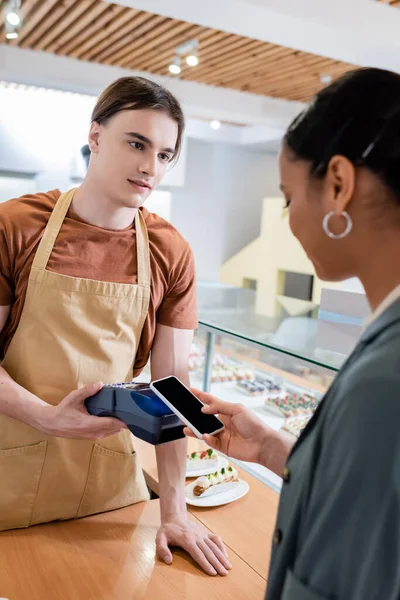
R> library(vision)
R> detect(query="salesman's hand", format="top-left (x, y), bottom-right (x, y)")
top-left (184, 389), bottom-right (269, 464)
top-left (156, 513), bottom-right (232, 576)
top-left (40, 382), bottom-right (128, 440)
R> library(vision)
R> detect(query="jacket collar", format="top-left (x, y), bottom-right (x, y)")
top-left (360, 297), bottom-right (400, 345)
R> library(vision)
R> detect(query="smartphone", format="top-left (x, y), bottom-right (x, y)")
top-left (150, 376), bottom-right (224, 439)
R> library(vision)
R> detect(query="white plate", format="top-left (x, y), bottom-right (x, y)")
top-left (185, 479), bottom-right (249, 507)
top-left (186, 455), bottom-right (228, 478)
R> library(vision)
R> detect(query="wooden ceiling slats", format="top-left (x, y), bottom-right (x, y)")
top-left (59, 4), bottom-right (127, 57)
top-left (93, 14), bottom-right (166, 64)
top-left (191, 45), bottom-right (293, 86)
top-left (140, 29), bottom-right (225, 73)
top-left (20, 0), bottom-right (76, 49)
top-left (0, 0), bottom-right (367, 102)
top-left (127, 23), bottom-right (206, 71)
top-left (48, 1), bottom-right (110, 54)
top-left (137, 27), bottom-right (223, 72)
top-left (251, 64), bottom-right (354, 101)
top-left (179, 38), bottom-right (266, 80)
top-left (31, 0), bottom-right (84, 50)
top-left (264, 63), bottom-right (354, 94)
top-left (186, 47), bottom-right (281, 85)
top-left (8, 0), bottom-right (60, 47)
top-left (233, 57), bottom-right (338, 91)
top-left (0, 0), bottom-right (41, 43)
top-left (102, 16), bottom-right (174, 66)
top-left (186, 34), bottom-right (260, 68)
top-left (192, 39), bottom-right (279, 79)
top-left (114, 21), bottom-right (199, 68)
top-left (80, 11), bottom-right (152, 62)
top-left (33, 0), bottom-right (96, 52)
top-left (197, 50), bottom-right (343, 93)
top-left (71, 8), bottom-right (139, 60)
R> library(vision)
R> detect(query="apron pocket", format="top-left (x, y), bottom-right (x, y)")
top-left (76, 444), bottom-right (148, 518)
top-left (0, 440), bottom-right (47, 531)
top-left (282, 569), bottom-right (329, 600)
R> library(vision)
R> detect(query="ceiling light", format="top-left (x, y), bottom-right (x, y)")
top-left (210, 120), bottom-right (221, 130)
top-left (186, 54), bottom-right (199, 67)
top-left (174, 39), bottom-right (199, 69)
top-left (169, 64), bottom-right (181, 75)
top-left (168, 55), bottom-right (181, 75)
top-left (6, 0), bottom-right (21, 24)
top-left (6, 31), bottom-right (18, 39)
top-left (320, 74), bottom-right (332, 85)
top-left (6, 11), bottom-right (20, 26)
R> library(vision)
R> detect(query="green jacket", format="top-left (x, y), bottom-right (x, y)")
top-left (266, 298), bottom-right (400, 600)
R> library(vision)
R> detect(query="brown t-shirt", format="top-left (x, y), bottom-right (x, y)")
top-left (0, 190), bottom-right (197, 377)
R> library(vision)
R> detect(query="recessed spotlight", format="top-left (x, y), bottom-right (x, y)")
top-left (210, 120), bottom-right (221, 130)
top-left (186, 54), bottom-right (198, 67)
top-left (169, 64), bottom-right (181, 75)
top-left (320, 74), bottom-right (332, 85)
top-left (6, 31), bottom-right (18, 40)
top-left (6, 11), bottom-right (20, 26)
top-left (168, 56), bottom-right (181, 75)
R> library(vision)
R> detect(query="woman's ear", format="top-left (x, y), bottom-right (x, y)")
top-left (326, 155), bottom-right (356, 214)
top-left (88, 121), bottom-right (101, 154)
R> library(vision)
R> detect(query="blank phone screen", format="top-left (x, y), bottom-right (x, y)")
top-left (152, 377), bottom-right (223, 435)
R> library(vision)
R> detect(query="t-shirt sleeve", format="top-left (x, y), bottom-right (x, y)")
top-left (296, 373), bottom-right (400, 600)
top-left (156, 244), bottom-right (198, 330)
top-left (0, 213), bottom-right (14, 306)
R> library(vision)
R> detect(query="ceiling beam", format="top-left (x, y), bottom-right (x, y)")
top-left (106, 0), bottom-right (400, 73)
top-left (0, 44), bottom-right (304, 132)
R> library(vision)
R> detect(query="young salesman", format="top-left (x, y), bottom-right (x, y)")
top-left (0, 76), bottom-right (230, 577)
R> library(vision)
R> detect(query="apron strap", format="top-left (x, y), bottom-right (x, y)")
top-left (32, 189), bottom-right (76, 271)
top-left (135, 209), bottom-right (151, 289)
top-left (33, 188), bottom-right (151, 289)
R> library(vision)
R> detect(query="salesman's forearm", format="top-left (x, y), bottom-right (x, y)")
top-left (0, 366), bottom-right (50, 428)
top-left (156, 436), bottom-right (188, 518)
top-left (154, 368), bottom-right (190, 519)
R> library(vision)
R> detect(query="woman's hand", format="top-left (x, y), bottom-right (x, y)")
top-left (183, 389), bottom-right (270, 464)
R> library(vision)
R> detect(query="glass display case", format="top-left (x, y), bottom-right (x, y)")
top-left (187, 280), bottom-right (352, 492)
top-left (138, 282), bottom-right (350, 493)
top-left (189, 319), bottom-right (347, 493)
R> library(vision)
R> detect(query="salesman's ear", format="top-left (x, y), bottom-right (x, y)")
top-left (88, 121), bottom-right (102, 154)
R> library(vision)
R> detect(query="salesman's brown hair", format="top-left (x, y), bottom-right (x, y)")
top-left (91, 76), bottom-right (185, 163)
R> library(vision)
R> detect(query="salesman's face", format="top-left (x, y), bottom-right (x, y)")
top-left (88, 108), bottom-right (178, 209)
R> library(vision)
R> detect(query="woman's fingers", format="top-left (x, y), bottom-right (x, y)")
top-left (202, 434), bottom-right (222, 451)
top-left (190, 388), bottom-right (213, 405)
top-left (190, 388), bottom-right (239, 419)
top-left (201, 399), bottom-right (239, 418)
top-left (183, 426), bottom-right (197, 438)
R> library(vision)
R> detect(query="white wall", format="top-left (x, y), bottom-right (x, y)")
top-left (0, 175), bottom-right (36, 203)
top-left (0, 83), bottom-right (282, 283)
top-left (0, 84), bottom-right (92, 180)
top-left (0, 82), bottom-right (187, 189)
top-left (169, 138), bottom-right (280, 281)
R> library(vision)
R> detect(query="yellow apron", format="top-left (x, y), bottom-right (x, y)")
top-left (0, 188), bottom-right (150, 532)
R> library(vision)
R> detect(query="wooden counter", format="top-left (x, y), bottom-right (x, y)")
top-left (135, 437), bottom-right (280, 581)
top-left (0, 500), bottom-right (267, 600)
top-left (0, 438), bottom-right (279, 600)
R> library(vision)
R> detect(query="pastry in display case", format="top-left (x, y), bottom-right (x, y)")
top-left (191, 320), bottom-right (345, 491)
top-left (132, 322), bottom-right (344, 491)
top-left (282, 414), bottom-right (311, 438)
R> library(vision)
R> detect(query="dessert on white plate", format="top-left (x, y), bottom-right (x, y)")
top-left (193, 465), bottom-right (239, 497)
top-left (186, 448), bottom-right (218, 471)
